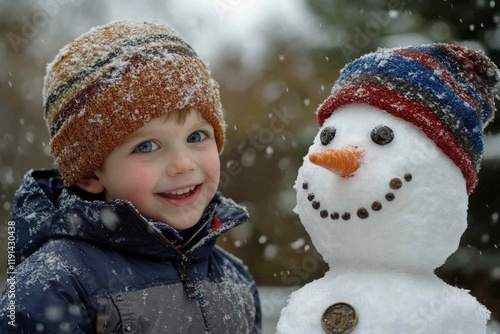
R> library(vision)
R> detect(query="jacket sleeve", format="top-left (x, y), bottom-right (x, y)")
top-left (0, 248), bottom-right (93, 334)
top-left (251, 281), bottom-right (263, 334)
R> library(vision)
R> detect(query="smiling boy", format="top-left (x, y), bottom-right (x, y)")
top-left (81, 110), bottom-right (221, 231)
top-left (0, 20), bottom-right (261, 333)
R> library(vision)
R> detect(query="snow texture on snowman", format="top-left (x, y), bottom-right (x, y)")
top-left (277, 44), bottom-right (499, 334)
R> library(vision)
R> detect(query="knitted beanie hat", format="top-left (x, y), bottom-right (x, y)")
top-left (317, 43), bottom-right (499, 194)
top-left (43, 20), bottom-right (225, 186)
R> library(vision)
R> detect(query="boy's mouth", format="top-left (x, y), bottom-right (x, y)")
top-left (155, 184), bottom-right (203, 207)
top-left (162, 185), bottom-right (197, 199)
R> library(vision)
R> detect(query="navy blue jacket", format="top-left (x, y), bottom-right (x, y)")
top-left (0, 169), bottom-right (261, 333)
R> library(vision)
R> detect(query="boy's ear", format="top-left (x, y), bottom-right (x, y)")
top-left (76, 176), bottom-right (104, 194)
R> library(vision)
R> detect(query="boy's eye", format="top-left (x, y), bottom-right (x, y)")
top-left (187, 131), bottom-right (207, 143)
top-left (134, 141), bottom-right (159, 153)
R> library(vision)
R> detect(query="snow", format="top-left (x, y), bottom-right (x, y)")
top-left (99, 207), bottom-right (120, 231)
top-left (20, 245), bottom-right (79, 292)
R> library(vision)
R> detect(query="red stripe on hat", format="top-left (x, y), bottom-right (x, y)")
top-left (317, 83), bottom-right (477, 193)
top-left (393, 49), bottom-right (480, 112)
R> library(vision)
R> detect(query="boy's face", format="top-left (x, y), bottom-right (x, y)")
top-left (91, 109), bottom-right (220, 231)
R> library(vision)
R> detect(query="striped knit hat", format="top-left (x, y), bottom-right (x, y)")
top-left (317, 43), bottom-right (499, 194)
top-left (43, 20), bottom-right (225, 186)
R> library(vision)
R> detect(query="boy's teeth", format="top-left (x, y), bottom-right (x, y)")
top-left (169, 186), bottom-right (195, 195)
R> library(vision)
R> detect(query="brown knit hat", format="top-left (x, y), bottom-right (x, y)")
top-left (43, 20), bottom-right (225, 186)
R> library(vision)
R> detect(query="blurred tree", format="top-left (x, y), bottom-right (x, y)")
top-left (0, 0), bottom-right (108, 282)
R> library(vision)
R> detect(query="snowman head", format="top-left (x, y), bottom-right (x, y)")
top-left (296, 104), bottom-right (468, 271)
top-left (295, 44), bottom-right (499, 272)
top-left (318, 43), bottom-right (499, 194)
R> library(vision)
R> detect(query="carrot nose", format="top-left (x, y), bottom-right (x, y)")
top-left (309, 146), bottom-right (363, 177)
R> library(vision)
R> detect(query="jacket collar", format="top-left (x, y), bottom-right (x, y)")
top-left (13, 169), bottom-right (249, 265)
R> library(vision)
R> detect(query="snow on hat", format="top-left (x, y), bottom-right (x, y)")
top-left (317, 43), bottom-right (499, 194)
top-left (43, 20), bottom-right (225, 186)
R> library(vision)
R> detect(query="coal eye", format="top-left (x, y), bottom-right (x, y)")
top-left (371, 125), bottom-right (394, 145)
top-left (320, 127), bottom-right (336, 146)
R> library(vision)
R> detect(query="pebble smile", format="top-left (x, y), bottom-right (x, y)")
top-left (302, 173), bottom-right (413, 220)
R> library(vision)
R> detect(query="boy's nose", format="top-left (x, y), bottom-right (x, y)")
top-left (167, 152), bottom-right (195, 176)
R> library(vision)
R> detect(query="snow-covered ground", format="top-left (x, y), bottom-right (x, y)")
top-left (258, 286), bottom-right (296, 334)
top-left (489, 321), bottom-right (500, 334)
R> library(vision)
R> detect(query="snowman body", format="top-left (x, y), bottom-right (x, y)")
top-left (277, 104), bottom-right (490, 334)
top-left (278, 270), bottom-right (488, 334)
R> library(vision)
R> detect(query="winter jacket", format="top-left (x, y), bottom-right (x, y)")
top-left (0, 169), bottom-right (261, 333)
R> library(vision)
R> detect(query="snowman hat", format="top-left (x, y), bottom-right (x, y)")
top-left (317, 43), bottom-right (499, 194)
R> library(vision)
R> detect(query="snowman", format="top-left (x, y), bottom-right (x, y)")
top-left (277, 44), bottom-right (499, 334)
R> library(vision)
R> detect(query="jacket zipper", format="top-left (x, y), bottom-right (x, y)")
top-left (175, 259), bottom-right (196, 300)
top-left (124, 204), bottom-right (197, 300)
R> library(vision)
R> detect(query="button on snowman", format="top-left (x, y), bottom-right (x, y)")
top-left (277, 44), bottom-right (499, 334)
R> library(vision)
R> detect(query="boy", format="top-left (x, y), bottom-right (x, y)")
top-left (0, 20), bottom-right (261, 333)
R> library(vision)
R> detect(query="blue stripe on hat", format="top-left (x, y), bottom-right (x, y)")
top-left (337, 51), bottom-right (484, 155)
top-left (424, 45), bottom-right (493, 125)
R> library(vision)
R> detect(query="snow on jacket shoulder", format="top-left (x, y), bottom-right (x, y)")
top-left (0, 169), bottom-right (262, 333)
